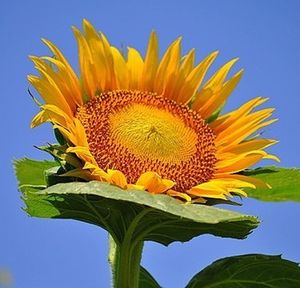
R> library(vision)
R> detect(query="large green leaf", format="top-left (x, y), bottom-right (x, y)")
top-left (15, 158), bottom-right (259, 245)
top-left (186, 254), bottom-right (300, 288)
top-left (244, 166), bottom-right (300, 202)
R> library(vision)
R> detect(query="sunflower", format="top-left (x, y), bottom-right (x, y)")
top-left (28, 19), bottom-right (278, 203)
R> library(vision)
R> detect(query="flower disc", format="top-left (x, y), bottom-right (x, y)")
top-left (76, 90), bottom-right (217, 191)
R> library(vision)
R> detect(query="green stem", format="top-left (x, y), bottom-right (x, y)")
top-left (109, 234), bottom-right (144, 288)
top-left (108, 209), bottom-right (152, 287)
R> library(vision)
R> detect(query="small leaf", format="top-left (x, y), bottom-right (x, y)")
top-left (244, 166), bottom-right (300, 202)
top-left (16, 158), bottom-right (259, 245)
top-left (139, 266), bottom-right (160, 288)
top-left (186, 254), bottom-right (300, 288)
top-left (14, 158), bottom-right (58, 190)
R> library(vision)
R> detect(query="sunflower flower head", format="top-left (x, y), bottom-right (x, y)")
top-left (28, 19), bottom-right (278, 203)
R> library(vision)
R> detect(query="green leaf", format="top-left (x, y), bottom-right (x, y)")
top-left (16, 158), bottom-right (259, 245)
top-left (139, 266), bottom-right (160, 288)
top-left (14, 158), bottom-right (58, 190)
top-left (186, 254), bottom-right (300, 288)
top-left (244, 166), bottom-right (300, 202)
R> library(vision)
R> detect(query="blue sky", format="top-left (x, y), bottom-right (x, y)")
top-left (1, 0), bottom-right (300, 287)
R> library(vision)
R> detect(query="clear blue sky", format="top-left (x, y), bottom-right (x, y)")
top-left (1, 0), bottom-right (300, 287)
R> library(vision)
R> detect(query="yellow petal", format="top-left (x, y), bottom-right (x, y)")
top-left (218, 139), bottom-right (278, 155)
top-left (29, 56), bottom-right (77, 111)
top-left (67, 146), bottom-right (96, 164)
top-left (28, 75), bottom-right (73, 117)
top-left (199, 69), bottom-right (244, 119)
top-left (127, 47), bottom-right (144, 89)
top-left (216, 173), bottom-right (271, 189)
top-left (211, 97), bottom-right (268, 133)
top-left (127, 184), bottom-right (145, 190)
top-left (111, 47), bottom-right (129, 89)
top-left (192, 58), bottom-right (239, 112)
top-left (227, 188), bottom-right (248, 197)
top-left (160, 49), bottom-right (197, 103)
top-left (209, 178), bottom-right (256, 189)
top-left (188, 187), bottom-right (228, 200)
top-left (107, 169), bottom-right (128, 189)
top-left (216, 117), bottom-right (277, 147)
top-left (136, 172), bottom-right (175, 193)
top-left (39, 56), bottom-right (82, 107)
top-left (83, 20), bottom-right (112, 92)
top-left (216, 151), bottom-right (266, 174)
top-left (180, 49), bottom-right (195, 77)
top-left (154, 37), bottom-right (182, 96)
top-left (176, 51), bottom-right (218, 104)
top-left (82, 162), bottom-right (108, 180)
top-left (41, 39), bottom-right (81, 103)
top-left (188, 176), bottom-right (253, 200)
top-left (141, 31), bottom-right (158, 91)
top-left (31, 104), bottom-right (72, 128)
top-left (56, 118), bottom-right (88, 147)
top-left (99, 31), bottom-right (117, 89)
top-left (264, 154), bottom-right (280, 162)
top-left (167, 190), bottom-right (192, 202)
top-left (72, 26), bottom-right (98, 98)
top-left (188, 180), bottom-right (229, 199)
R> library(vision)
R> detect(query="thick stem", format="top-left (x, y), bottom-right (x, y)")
top-left (108, 209), bottom-right (152, 287)
top-left (108, 234), bottom-right (144, 288)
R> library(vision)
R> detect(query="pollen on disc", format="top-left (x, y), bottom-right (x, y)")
top-left (76, 90), bottom-right (217, 192)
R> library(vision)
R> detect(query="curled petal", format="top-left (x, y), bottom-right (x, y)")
top-left (136, 172), bottom-right (175, 194)
top-left (107, 169), bottom-right (128, 189)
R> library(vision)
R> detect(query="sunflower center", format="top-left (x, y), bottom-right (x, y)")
top-left (76, 90), bottom-right (217, 191)
top-left (109, 103), bottom-right (197, 164)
